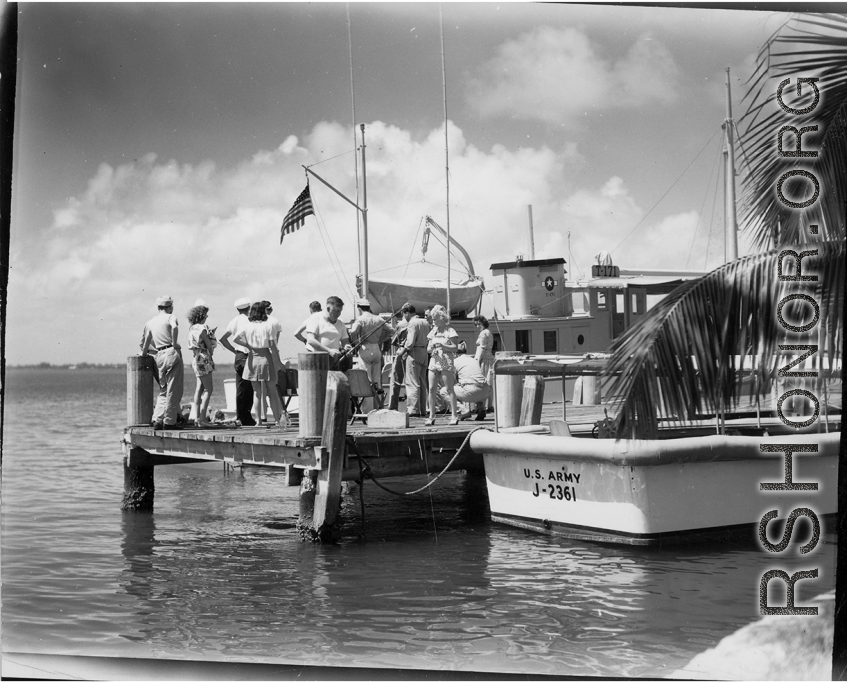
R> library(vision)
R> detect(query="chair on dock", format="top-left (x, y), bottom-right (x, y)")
top-left (346, 369), bottom-right (375, 424)
top-left (276, 367), bottom-right (298, 412)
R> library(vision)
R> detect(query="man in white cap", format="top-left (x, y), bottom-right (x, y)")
top-left (398, 302), bottom-right (431, 416)
top-left (140, 295), bottom-right (184, 429)
top-left (349, 298), bottom-right (393, 409)
top-left (218, 297), bottom-right (256, 426)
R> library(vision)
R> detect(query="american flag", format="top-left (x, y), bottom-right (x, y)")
top-left (280, 184), bottom-right (314, 244)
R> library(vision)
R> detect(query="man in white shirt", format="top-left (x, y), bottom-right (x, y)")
top-left (303, 295), bottom-right (352, 370)
top-left (397, 303), bottom-right (430, 416)
top-left (294, 301), bottom-right (323, 345)
top-left (218, 297), bottom-right (256, 426)
top-left (140, 295), bottom-right (184, 429)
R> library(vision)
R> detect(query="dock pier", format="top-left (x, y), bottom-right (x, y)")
top-left (122, 352), bottom-right (502, 540)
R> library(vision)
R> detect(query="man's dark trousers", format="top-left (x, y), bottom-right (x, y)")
top-left (234, 351), bottom-right (255, 426)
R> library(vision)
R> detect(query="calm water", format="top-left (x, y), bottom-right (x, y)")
top-left (2, 368), bottom-right (837, 677)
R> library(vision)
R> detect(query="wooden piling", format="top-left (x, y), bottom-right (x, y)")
top-left (124, 356), bottom-right (156, 510)
top-left (122, 450), bottom-right (155, 510)
top-left (127, 355), bottom-right (156, 426)
top-left (494, 351), bottom-right (523, 429)
top-left (298, 371), bottom-right (350, 542)
top-left (519, 375), bottom-right (545, 426)
top-left (298, 352), bottom-right (329, 438)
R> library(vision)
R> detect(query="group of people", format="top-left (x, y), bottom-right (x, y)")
top-left (140, 293), bottom-right (496, 430)
top-left (388, 305), bottom-right (494, 425)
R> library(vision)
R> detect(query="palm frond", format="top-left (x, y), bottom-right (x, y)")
top-left (604, 242), bottom-right (844, 439)
top-left (739, 13), bottom-right (847, 250)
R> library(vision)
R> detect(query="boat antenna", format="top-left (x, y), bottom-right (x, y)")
top-left (439, 4), bottom-right (451, 315)
top-left (347, 4), bottom-right (363, 309)
top-left (723, 66), bottom-right (739, 262)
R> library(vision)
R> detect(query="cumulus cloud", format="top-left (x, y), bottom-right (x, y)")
top-left (468, 26), bottom-right (679, 125)
top-left (7, 120), bottom-right (706, 365)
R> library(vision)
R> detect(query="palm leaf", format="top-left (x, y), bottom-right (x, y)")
top-left (604, 242), bottom-right (844, 439)
top-left (739, 13), bottom-right (847, 250)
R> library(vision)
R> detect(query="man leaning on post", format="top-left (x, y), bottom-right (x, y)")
top-left (140, 295), bottom-right (185, 429)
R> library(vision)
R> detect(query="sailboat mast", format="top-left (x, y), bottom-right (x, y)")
top-left (347, 4), bottom-right (363, 307)
top-left (360, 123), bottom-right (369, 301)
top-left (723, 67), bottom-right (739, 262)
top-left (439, 5), bottom-right (451, 314)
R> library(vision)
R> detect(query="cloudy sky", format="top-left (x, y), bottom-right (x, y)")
top-left (8, 2), bottom-right (792, 365)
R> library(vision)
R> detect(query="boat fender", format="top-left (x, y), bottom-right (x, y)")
top-left (592, 409), bottom-right (616, 439)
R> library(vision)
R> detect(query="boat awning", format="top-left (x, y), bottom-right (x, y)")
top-left (492, 353), bottom-right (610, 377)
top-left (583, 274), bottom-right (698, 292)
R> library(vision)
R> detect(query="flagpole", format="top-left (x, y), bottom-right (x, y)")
top-left (439, 5), bottom-right (450, 315)
top-left (360, 123), bottom-right (369, 302)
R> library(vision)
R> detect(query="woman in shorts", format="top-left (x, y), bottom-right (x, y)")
top-left (187, 304), bottom-right (216, 426)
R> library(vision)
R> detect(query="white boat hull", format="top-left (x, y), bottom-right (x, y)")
top-left (471, 430), bottom-right (839, 544)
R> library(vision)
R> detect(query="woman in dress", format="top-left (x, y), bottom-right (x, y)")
top-left (473, 315), bottom-right (494, 412)
top-left (187, 304), bottom-right (216, 426)
top-left (234, 301), bottom-right (289, 429)
top-left (426, 304), bottom-right (460, 425)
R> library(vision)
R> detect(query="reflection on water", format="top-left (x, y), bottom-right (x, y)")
top-left (2, 369), bottom-right (838, 677)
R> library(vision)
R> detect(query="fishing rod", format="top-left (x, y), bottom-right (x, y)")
top-left (336, 305), bottom-right (405, 364)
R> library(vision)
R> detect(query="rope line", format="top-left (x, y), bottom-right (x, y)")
top-left (350, 427), bottom-right (491, 497)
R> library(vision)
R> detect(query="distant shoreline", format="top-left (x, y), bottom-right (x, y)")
top-left (6, 363), bottom-right (126, 370)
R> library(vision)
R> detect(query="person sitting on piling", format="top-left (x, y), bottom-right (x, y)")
top-left (303, 296), bottom-right (353, 371)
top-left (442, 341), bottom-right (490, 422)
top-left (425, 304), bottom-right (460, 426)
top-left (349, 298), bottom-right (393, 408)
top-left (186, 302), bottom-right (217, 426)
top-left (294, 300), bottom-right (324, 345)
top-left (218, 298), bottom-right (256, 426)
top-left (234, 301), bottom-right (289, 429)
top-left (140, 295), bottom-right (184, 430)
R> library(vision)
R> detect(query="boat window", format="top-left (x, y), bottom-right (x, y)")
top-left (492, 333), bottom-right (502, 353)
top-left (515, 330), bottom-right (530, 354)
top-left (596, 291), bottom-right (607, 310)
top-left (543, 330), bottom-right (557, 354)
top-left (631, 292), bottom-right (642, 314)
top-left (615, 292), bottom-right (625, 313)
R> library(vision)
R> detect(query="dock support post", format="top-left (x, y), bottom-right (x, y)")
top-left (298, 371), bottom-right (350, 542)
top-left (519, 375), bottom-right (544, 426)
top-left (127, 355), bottom-right (156, 426)
top-left (123, 356), bottom-right (156, 510)
top-left (122, 448), bottom-right (155, 510)
top-left (298, 352), bottom-right (329, 438)
top-left (495, 351), bottom-right (523, 429)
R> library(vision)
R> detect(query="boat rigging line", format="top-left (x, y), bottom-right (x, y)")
top-left (686, 134), bottom-right (725, 269)
top-left (609, 127), bottom-right (722, 257)
top-left (310, 196), bottom-right (358, 303)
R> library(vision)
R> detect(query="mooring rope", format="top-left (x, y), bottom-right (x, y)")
top-left (348, 427), bottom-right (491, 497)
